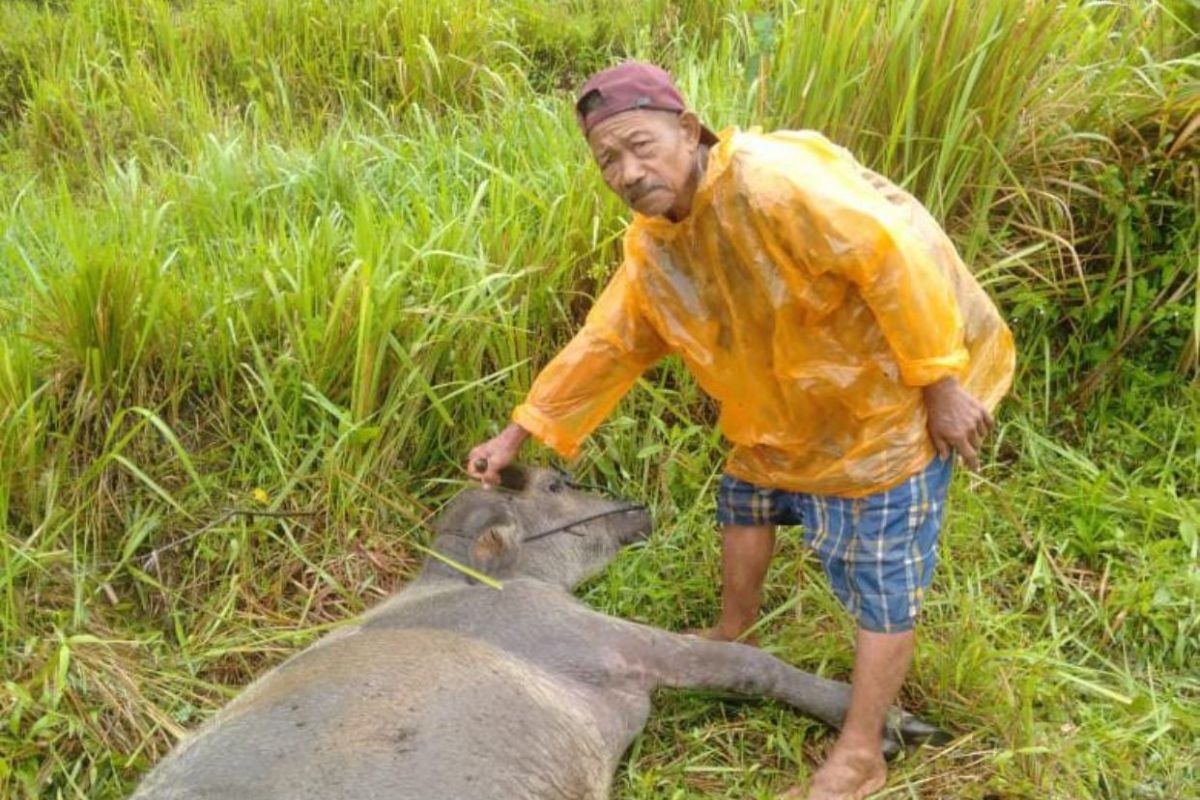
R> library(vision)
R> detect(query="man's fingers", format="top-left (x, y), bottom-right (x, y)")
top-left (466, 450), bottom-right (498, 486)
top-left (967, 424), bottom-right (983, 451)
top-left (478, 461), bottom-right (500, 488)
top-left (931, 434), bottom-right (950, 461)
top-left (976, 416), bottom-right (992, 445)
top-left (470, 447), bottom-right (517, 488)
top-left (957, 438), bottom-right (980, 471)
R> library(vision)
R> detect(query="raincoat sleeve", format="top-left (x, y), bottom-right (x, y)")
top-left (512, 263), bottom-right (669, 458)
top-left (749, 138), bottom-right (969, 386)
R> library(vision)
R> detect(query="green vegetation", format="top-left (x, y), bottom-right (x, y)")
top-left (1, 0), bottom-right (1196, 797)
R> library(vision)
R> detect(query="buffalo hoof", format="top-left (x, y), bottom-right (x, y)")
top-left (881, 712), bottom-right (953, 759)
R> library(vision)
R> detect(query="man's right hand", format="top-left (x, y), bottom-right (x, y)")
top-left (466, 423), bottom-right (530, 486)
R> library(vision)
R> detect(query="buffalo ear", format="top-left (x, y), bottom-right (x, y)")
top-left (470, 520), bottom-right (519, 572)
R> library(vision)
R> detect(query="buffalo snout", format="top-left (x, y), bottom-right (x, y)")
top-left (613, 504), bottom-right (652, 545)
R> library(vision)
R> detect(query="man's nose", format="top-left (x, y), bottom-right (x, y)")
top-left (620, 157), bottom-right (646, 191)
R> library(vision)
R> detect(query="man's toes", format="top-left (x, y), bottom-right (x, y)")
top-left (804, 746), bottom-right (887, 800)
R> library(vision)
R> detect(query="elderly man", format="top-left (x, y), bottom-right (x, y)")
top-left (467, 62), bottom-right (1013, 800)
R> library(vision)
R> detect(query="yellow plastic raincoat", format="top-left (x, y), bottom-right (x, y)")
top-left (513, 128), bottom-right (1015, 497)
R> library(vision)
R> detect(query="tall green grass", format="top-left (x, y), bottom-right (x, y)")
top-left (1, 0), bottom-right (1197, 798)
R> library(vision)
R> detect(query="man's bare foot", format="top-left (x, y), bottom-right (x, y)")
top-left (683, 625), bottom-right (760, 647)
top-left (780, 743), bottom-right (886, 799)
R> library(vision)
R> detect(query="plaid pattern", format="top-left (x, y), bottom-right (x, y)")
top-left (717, 456), bottom-right (953, 633)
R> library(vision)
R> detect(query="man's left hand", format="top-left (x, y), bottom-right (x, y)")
top-left (922, 377), bottom-right (994, 471)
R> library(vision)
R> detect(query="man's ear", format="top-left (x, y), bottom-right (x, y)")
top-left (678, 111), bottom-right (702, 150)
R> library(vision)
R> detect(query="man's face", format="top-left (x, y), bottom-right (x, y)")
top-left (586, 109), bottom-right (701, 219)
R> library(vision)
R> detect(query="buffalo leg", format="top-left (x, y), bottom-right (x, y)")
top-left (631, 629), bottom-right (950, 754)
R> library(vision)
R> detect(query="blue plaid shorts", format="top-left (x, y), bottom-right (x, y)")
top-left (716, 456), bottom-right (953, 633)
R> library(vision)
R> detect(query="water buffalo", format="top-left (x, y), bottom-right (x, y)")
top-left (132, 466), bottom-right (947, 799)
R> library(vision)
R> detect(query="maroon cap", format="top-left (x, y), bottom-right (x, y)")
top-left (575, 62), bottom-right (719, 146)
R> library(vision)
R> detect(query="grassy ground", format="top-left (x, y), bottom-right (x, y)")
top-left (1, 1), bottom-right (1197, 798)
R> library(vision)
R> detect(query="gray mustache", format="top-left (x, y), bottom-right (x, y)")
top-left (627, 183), bottom-right (667, 203)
